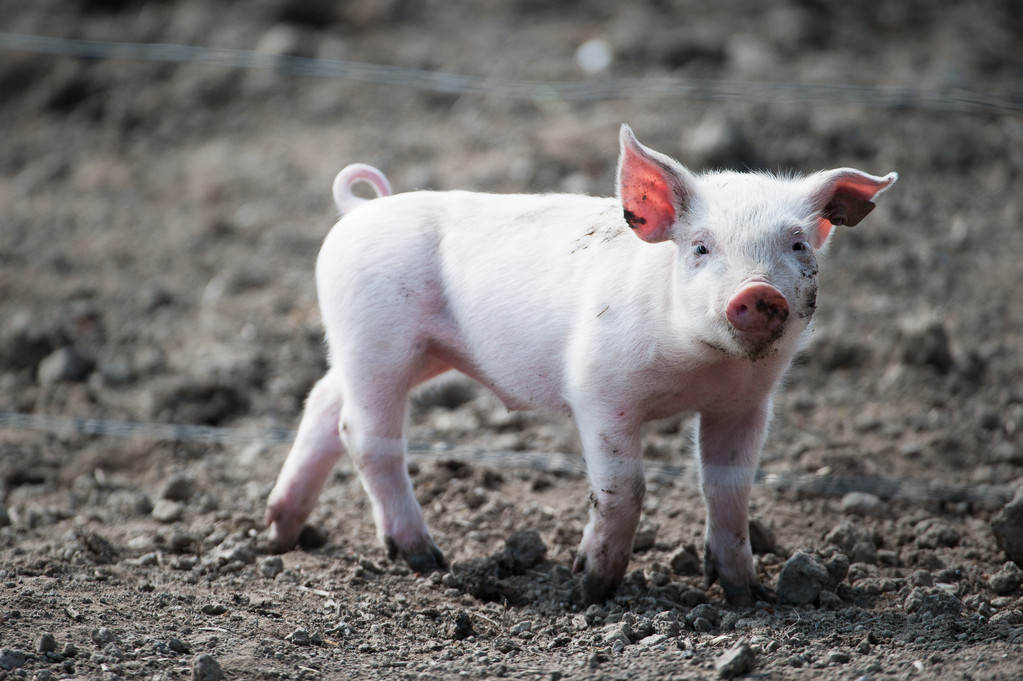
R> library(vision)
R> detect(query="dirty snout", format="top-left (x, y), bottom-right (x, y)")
top-left (725, 283), bottom-right (790, 354)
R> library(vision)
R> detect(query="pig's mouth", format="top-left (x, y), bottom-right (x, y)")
top-left (728, 324), bottom-right (789, 361)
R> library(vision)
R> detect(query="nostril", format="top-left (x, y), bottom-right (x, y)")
top-left (726, 284), bottom-right (790, 335)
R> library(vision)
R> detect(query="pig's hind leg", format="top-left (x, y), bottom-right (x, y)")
top-left (266, 373), bottom-right (345, 552)
top-left (339, 361), bottom-right (447, 573)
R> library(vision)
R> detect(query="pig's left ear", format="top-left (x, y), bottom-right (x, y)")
top-left (616, 125), bottom-right (698, 243)
top-left (806, 168), bottom-right (898, 248)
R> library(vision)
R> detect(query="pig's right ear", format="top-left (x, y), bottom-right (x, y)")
top-left (616, 125), bottom-right (697, 243)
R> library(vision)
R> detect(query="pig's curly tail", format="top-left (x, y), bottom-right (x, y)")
top-left (332, 163), bottom-right (392, 215)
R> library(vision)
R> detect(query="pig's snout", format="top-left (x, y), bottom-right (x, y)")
top-left (726, 283), bottom-right (790, 338)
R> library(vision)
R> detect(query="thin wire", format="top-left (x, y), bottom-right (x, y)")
top-left (1, 32), bottom-right (1020, 114)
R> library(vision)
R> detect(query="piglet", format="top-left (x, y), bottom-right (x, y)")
top-left (266, 125), bottom-right (896, 606)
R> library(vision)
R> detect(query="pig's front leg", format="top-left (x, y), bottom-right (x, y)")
top-left (571, 418), bottom-right (645, 604)
top-left (696, 407), bottom-right (771, 607)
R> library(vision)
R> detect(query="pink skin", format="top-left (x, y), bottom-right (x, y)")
top-left (266, 125), bottom-right (896, 606)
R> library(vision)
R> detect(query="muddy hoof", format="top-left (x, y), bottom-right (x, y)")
top-left (387, 537), bottom-right (447, 574)
top-left (721, 578), bottom-right (771, 608)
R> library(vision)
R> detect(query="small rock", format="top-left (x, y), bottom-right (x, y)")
top-left (91, 627), bottom-right (117, 646)
top-left (716, 641), bottom-right (756, 679)
top-left (36, 633), bottom-right (57, 653)
top-left (669, 544), bottom-right (701, 575)
top-left (686, 603), bottom-right (720, 628)
top-left (818, 590), bottom-right (843, 609)
top-left (603, 624), bottom-right (631, 649)
top-left (914, 519), bottom-right (961, 549)
top-left (200, 603), bottom-right (227, 616)
top-left (0, 649), bottom-right (27, 671)
top-left (632, 519), bottom-right (658, 552)
top-left (209, 538), bottom-right (256, 566)
top-left (159, 474), bottom-right (195, 502)
top-left (639, 633), bottom-right (667, 647)
top-left (748, 518), bottom-right (777, 555)
top-left (0, 504), bottom-right (10, 528)
top-left (168, 637), bottom-right (190, 654)
top-left (905, 586), bottom-right (962, 619)
top-left (452, 611), bottom-right (474, 640)
top-left (260, 555), bottom-right (284, 578)
top-left (151, 499), bottom-right (184, 523)
top-left (36, 345), bottom-right (94, 384)
top-left (502, 529), bottom-right (546, 573)
top-left (776, 551), bottom-right (830, 605)
top-left (991, 493), bottom-right (1023, 565)
top-left (510, 620), bottom-right (532, 635)
top-left (988, 562), bottom-right (1023, 595)
top-left (826, 649), bottom-right (852, 665)
top-left (908, 570), bottom-right (934, 588)
top-left (191, 654), bottom-right (224, 681)
top-left (286, 628), bottom-right (311, 646)
top-left (840, 492), bottom-right (883, 517)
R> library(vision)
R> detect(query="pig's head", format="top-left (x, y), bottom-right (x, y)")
top-left (616, 124), bottom-right (896, 361)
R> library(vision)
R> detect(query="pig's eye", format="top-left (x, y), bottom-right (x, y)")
top-left (693, 243), bottom-right (710, 256)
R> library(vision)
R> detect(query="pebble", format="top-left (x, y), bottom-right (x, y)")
top-left (452, 611), bottom-right (474, 640)
top-left (510, 620), bottom-right (532, 635)
top-left (36, 345), bottom-right (94, 384)
top-left (502, 529), bottom-right (546, 573)
top-left (686, 603), bottom-right (720, 630)
top-left (286, 628), bottom-right (311, 646)
top-left (669, 544), bottom-right (701, 575)
top-left (904, 586), bottom-right (962, 619)
top-left (91, 627), bottom-right (117, 646)
top-left (776, 551), bottom-right (830, 605)
top-left (0, 649), bottom-right (27, 671)
top-left (988, 561), bottom-right (1023, 595)
top-left (715, 641), bottom-right (755, 679)
top-left (914, 519), bottom-right (961, 549)
top-left (748, 518), bottom-right (777, 555)
top-left (200, 603), bottom-right (227, 616)
top-left (260, 555), bottom-right (284, 579)
top-left (159, 474), bottom-right (195, 502)
top-left (826, 649), bottom-right (852, 665)
top-left (152, 499), bottom-right (185, 523)
top-left (825, 522), bottom-right (877, 564)
top-left (37, 633), bottom-right (56, 653)
top-left (632, 520), bottom-right (658, 552)
top-left (991, 492), bottom-right (1023, 565)
top-left (839, 492), bottom-right (883, 517)
top-left (191, 654), bottom-right (224, 681)
top-left (603, 623), bottom-right (632, 649)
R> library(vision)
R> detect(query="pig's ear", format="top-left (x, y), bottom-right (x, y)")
top-left (807, 168), bottom-right (898, 248)
top-left (616, 125), bottom-right (697, 243)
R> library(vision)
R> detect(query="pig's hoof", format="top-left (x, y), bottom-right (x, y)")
top-left (572, 555), bottom-right (619, 604)
top-left (266, 514), bottom-right (303, 554)
top-left (386, 537), bottom-right (447, 574)
top-left (720, 578), bottom-right (771, 608)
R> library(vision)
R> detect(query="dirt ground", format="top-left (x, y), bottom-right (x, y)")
top-left (2, 1), bottom-right (1023, 679)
